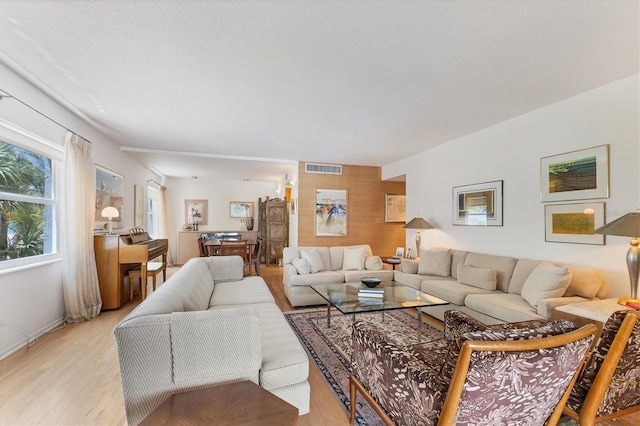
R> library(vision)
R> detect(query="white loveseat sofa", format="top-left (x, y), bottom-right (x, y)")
top-left (283, 244), bottom-right (394, 306)
top-left (113, 256), bottom-right (309, 425)
top-left (394, 248), bottom-right (609, 325)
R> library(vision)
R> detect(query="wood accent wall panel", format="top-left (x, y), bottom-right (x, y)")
top-left (297, 162), bottom-right (405, 256)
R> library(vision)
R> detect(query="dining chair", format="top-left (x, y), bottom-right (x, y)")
top-left (250, 237), bottom-right (263, 276)
top-left (197, 237), bottom-right (207, 257)
top-left (220, 240), bottom-right (250, 275)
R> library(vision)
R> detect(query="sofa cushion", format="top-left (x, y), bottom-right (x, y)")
top-left (564, 266), bottom-right (606, 299)
top-left (292, 257), bottom-right (310, 275)
top-left (450, 250), bottom-right (469, 279)
top-left (421, 279), bottom-right (492, 305)
top-left (464, 253), bottom-right (517, 293)
top-left (399, 258), bottom-right (419, 274)
top-left (209, 277), bottom-right (275, 306)
top-left (301, 248), bottom-right (324, 273)
top-left (508, 259), bottom-right (542, 295)
top-left (343, 246), bottom-right (366, 270)
top-left (457, 264), bottom-right (497, 291)
top-left (464, 293), bottom-right (545, 322)
top-left (287, 270), bottom-right (345, 286)
top-left (418, 248), bottom-right (451, 277)
top-left (365, 255), bottom-right (383, 270)
top-left (521, 262), bottom-right (572, 308)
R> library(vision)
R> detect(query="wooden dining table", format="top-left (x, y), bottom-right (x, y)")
top-left (204, 240), bottom-right (258, 265)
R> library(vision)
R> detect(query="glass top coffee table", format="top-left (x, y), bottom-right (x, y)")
top-left (310, 280), bottom-right (449, 339)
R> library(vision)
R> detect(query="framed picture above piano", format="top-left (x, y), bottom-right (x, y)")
top-left (95, 165), bottom-right (124, 231)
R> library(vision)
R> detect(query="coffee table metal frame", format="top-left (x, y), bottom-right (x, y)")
top-left (310, 280), bottom-right (449, 339)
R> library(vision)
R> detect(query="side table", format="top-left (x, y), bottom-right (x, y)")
top-left (140, 381), bottom-right (298, 425)
top-left (381, 256), bottom-right (401, 270)
top-left (553, 298), bottom-right (632, 337)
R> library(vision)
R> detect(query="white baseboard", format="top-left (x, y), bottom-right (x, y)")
top-left (0, 317), bottom-right (65, 361)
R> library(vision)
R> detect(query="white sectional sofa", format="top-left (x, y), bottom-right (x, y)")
top-left (113, 256), bottom-right (309, 425)
top-left (394, 248), bottom-right (609, 325)
top-left (283, 244), bottom-right (394, 306)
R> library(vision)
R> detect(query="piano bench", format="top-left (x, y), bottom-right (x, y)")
top-left (128, 262), bottom-right (167, 301)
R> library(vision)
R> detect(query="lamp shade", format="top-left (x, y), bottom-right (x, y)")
top-left (101, 206), bottom-right (120, 219)
top-left (594, 211), bottom-right (639, 237)
top-left (403, 216), bottom-right (434, 230)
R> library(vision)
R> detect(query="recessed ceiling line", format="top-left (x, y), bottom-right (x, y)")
top-left (120, 146), bottom-right (298, 164)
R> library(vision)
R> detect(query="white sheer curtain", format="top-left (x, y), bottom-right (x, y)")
top-left (61, 132), bottom-right (102, 322)
top-left (157, 184), bottom-right (174, 266)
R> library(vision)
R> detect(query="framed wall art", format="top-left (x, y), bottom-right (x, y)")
top-left (95, 165), bottom-right (124, 230)
top-left (540, 144), bottom-right (609, 202)
top-left (544, 202), bottom-right (605, 245)
top-left (453, 180), bottom-right (503, 226)
top-left (315, 188), bottom-right (347, 236)
top-left (185, 199), bottom-right (208, 225)
top-left (230, 201), bottom-right (254, 218)
top-left (385, 194), bottom-right (406, 223)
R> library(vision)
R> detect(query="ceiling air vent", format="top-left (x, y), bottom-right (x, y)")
top-left (305, 163), bottom-right (342, 175)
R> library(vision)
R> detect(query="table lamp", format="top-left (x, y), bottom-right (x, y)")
top-left (101, 206), bottom-right (120, 235)
top-left (403, 216), bottom-right (434, 258)
top-left (594, 210), bottom-right (640, 305)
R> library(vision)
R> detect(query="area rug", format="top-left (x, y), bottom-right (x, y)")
top-left (284, 308), bottom-right (444, 425)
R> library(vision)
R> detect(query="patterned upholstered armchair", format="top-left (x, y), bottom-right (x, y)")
top-left (564, 310), bottom-right (640, 425)
top-left (350, 310), bottom-right (596, 426)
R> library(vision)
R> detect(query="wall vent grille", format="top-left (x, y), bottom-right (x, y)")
top-left (305, 163), bottom-right (342, 175)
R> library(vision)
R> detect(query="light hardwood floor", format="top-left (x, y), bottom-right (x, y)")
top-left (0, 265), bottom-right (636, 425)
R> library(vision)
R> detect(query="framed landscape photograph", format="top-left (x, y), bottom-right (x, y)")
top-left (95, 165), bottom-right (124, 231)
top-left (544, 202), bottom-right (605, 245)
top-left (316, 188), bottom-right (347, 236)
top-left (540, 144), bottom-right (609, 202)
top-left (453, 180), bottom-right (503, 226)
top-left (385, 194), bottom-right (406, 223)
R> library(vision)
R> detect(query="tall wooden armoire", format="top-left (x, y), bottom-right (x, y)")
top-left (259, 197), bottom-right (288, 266)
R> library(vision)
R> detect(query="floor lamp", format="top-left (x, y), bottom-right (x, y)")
top-left (594, 210), bottom-right (640, 305)
top-left (403, 216), bottom-right (434, 258)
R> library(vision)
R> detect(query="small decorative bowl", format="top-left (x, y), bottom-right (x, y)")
top-left (361, 277), bottom-right (382, 288)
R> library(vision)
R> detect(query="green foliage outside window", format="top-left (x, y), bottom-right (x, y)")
top-left (0, 140), bottom-right (53, 261)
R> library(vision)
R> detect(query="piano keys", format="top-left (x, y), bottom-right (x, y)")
top-left (94, 230), bottom-right (168, 309)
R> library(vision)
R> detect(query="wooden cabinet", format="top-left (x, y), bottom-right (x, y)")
top-left (259, 197), bottom-right (288, 266)
top-left (177, 231), bottom-right (200, 265)
top-left (94, 235), bottom-right (129, 310)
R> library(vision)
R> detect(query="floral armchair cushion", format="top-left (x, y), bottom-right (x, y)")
top-left (567, 310), bottom-right (640, 418)
top-left (351, 310), bottom-right (583, 426)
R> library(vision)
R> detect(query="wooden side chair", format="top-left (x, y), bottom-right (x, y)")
top-left (564, 310), bottom-right (640, 425)
top-left (350, 310), bottom-right (596, 426)
top-left (197, 237), bottom-right (207, 257)
top-left (220, 240), bottom-right (249, 275)
top-left (128, 261), bottom-right (166, 301)
top-left (250, 238), bottom-right (263, 276)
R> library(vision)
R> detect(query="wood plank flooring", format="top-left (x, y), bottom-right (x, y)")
top-left (0, 265), bottom-right (636, 425)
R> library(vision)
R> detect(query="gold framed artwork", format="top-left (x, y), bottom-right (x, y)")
top-left (453, 180), bottom-right (503, 226)
top-left (385, 194), bottom-right (406, 223)
top-left (185, 199), bottom-right (208, 226)
top-left (544, 202), bottom-right (605, 245)
top-left (540, 144), bottom-right (609, 202)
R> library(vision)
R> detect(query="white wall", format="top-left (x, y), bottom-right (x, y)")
top-left (0, 65), bottom-right (161, 359)
top-left (165, 176), bottom-right (279, 261)
top-left (384, 75), bottom-right (639, 298)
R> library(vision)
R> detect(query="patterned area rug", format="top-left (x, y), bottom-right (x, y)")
top-left (284, 308), bottom-right (444, 425)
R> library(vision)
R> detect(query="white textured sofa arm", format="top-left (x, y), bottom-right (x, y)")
top-left (114, 308), bottom-right (261, 425)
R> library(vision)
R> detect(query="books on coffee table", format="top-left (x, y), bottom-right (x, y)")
top-left (358, 288), bottom-right (384, 298)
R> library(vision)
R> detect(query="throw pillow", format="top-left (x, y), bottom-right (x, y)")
top-left (343, 246), bottom-right (366, 271)
top-left (457, 264), bottom-right (497, 290)
top-left (418, 248), bottom-right (452, 277)
top-left (301, 248), bottom-right (324, 273)
top-left (521, 262), bottom-right (572, 308)
top-left (292, 257), bottom-right (309, 275)
top-left (365, 255), bottom-right (383, 271)
top-left (562, 266), bottom-right (605, 299)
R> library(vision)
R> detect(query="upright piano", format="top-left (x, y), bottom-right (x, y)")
top-left (94, 229), bottom-right (168, 309)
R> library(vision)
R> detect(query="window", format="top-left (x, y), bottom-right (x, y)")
top-left (0, 122), bottom-right (61, 265)
top-left (146, 186), bottom-right (160, 238)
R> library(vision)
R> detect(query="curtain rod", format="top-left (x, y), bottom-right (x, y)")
top-left (0, 89), bottom-right (92, 144)
top-left (147, 179), bottom-right (165, 189)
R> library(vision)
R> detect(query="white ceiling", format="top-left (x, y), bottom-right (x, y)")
top-left (0, 1), bottom-right (638, 183)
